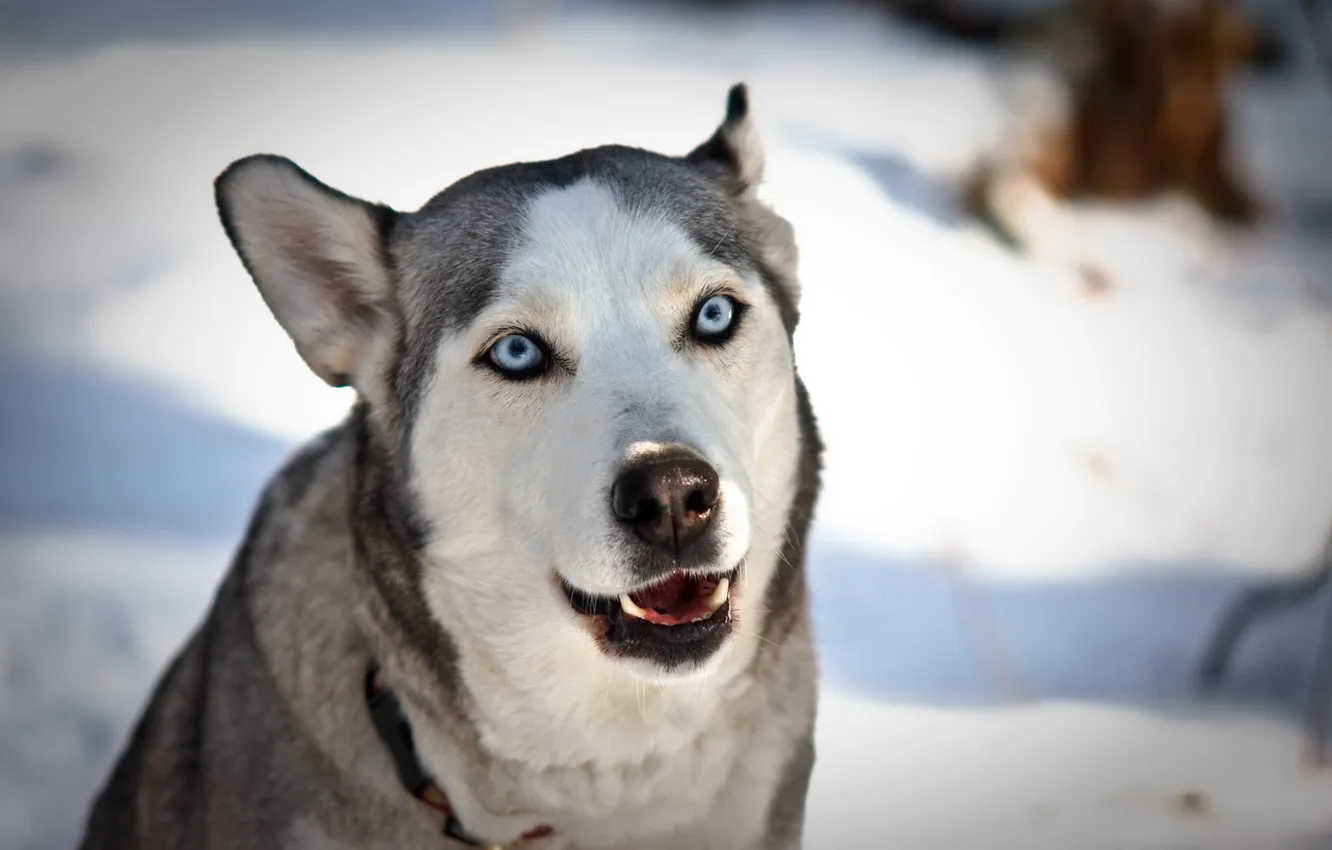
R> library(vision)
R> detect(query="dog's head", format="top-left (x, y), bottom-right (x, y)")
top-left (215, 85), bottom-right (809, 686)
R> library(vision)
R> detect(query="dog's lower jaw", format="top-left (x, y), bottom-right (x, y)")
top-left (603, 637), bottom-right (734, 686)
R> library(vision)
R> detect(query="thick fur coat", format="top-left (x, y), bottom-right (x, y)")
top-left (77, 85), bottom-right (823, 850)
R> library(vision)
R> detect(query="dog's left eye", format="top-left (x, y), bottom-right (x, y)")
top-left (487, 333), bottom-right (546, 378)
top-left (692, 294), bottom-right (740, 343)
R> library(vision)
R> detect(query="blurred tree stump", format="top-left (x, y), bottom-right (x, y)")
top-left (885, 0), bottom-right (1291, 247)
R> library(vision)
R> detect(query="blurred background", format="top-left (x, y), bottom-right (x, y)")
top-left (3, 0), bottom-right (1332, 847)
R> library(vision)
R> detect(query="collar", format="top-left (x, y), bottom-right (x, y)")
top-left (364, 665), bottom-right (556, 849)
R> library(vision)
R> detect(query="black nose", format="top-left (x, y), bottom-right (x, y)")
top-left (611, 451), bottom-right (721, 557)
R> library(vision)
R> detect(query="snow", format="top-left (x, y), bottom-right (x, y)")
top-left (810, 694), bottom-right (1332, 849)
top-left (2, 2), bottom-right (1331, 848)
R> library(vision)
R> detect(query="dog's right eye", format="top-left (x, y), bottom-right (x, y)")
top-left (486, 333), bottom-right (547, 379)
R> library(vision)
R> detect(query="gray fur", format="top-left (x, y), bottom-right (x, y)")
top-left (78, 84), bottom-right (823, 850)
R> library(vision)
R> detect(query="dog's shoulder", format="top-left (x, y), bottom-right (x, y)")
top-left (78, 424), bottom-right (373, 849)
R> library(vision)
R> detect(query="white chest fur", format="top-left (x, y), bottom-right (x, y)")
top-left (402, 636), bottom-right (797, 850)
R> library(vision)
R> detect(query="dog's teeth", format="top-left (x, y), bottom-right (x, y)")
top-left (620, 594), bottom-right (650, 620)
top-left (704, 578), bottom-right (730, 613)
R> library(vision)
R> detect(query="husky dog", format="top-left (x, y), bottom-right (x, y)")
top-left (77, 84), bottom-right (823, 850)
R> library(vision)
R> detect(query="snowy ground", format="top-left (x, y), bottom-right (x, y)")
top-left (3, 1), bottom-right (1332, 848)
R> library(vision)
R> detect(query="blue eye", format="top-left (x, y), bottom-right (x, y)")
top-left (487, 333), bottom-right (546, 377)
top-left (693, 294), bottom-right (738, 342)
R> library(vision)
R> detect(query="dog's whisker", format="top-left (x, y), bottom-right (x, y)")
top-left (743, 511), bottom-right (801, 575)
top-left (705, 221), bottom-right (736, 259)
top-left (730, 625), bottom-right (781, 649)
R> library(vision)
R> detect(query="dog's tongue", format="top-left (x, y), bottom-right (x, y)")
top-left (629, 572), bottom-right (720, 625)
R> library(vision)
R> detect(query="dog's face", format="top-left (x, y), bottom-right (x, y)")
top-left (216, 86), bottom-right (806, 685)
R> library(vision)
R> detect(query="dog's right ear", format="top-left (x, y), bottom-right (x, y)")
top-left (215, 155), bottom-right (398, 391)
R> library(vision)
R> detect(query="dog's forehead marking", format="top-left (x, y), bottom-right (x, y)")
top-left (501, 177), bottom-right (753, 314)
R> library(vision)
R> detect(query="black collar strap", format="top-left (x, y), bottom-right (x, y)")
top-left (364, 664), bottom-right (555, 848)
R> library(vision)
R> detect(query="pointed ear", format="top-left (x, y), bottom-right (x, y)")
top-left (215, 155), bottom-right (398, 391)
top-left (686, 83), bottom-right (765, 195)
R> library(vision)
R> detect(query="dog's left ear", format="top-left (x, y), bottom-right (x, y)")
top-left (687, 83), bottom-right (765, 195)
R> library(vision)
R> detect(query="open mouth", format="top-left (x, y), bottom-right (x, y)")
top-left (559, 565), bottom-right (740, 672)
